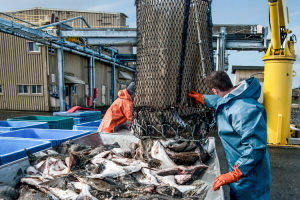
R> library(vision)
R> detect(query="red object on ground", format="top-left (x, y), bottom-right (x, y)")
top-left (67, 106), bottom-right (98, 113)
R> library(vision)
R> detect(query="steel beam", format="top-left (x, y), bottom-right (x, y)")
top-left (59, 28), bottom-right (137, 37)
top-left (87, 37), bottom-right (268, 50)
top-left (214, 40), bottom-right (268, 51)
top-left (116, 54), bottom-right (137, 62)
top-left (86, 37), bottom-right (137, 46)
top-left (0, 12), bottom-right (37, 27)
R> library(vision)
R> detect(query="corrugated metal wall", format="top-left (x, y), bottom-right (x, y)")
top-left (95, 61), bottom-right (112, 106)
top-left (48, 50), bottom-right (89, 108)
top-left (94, 62), bottom-right (135, 107)
top-left (48, 50), bottom-right (136, 108)
top-left (6, 8), bottom-right (127, 28)
top-left (0, 32), bottom-right (48, 111)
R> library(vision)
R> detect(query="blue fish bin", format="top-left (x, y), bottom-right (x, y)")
top-left (0, 129), bottom-right (90, 146)
top-left (0, 121), bottom-right (49, 132)
top-left (53, 111), bottom-right (101, 125)
top-left (0, 138), bottom-right (51, 166)
top-left (73, 120), bottom-right (102, 132)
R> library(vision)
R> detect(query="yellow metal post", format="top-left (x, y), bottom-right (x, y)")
top-left (269, 0), bottom-right (281, 50)
top-left (263, 0), bottom-right (297, 144)
top-left (263, 53), bottom-right (294, 144)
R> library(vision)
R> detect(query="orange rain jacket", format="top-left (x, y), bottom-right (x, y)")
top-left (97, 89), bottom-right (133, 133)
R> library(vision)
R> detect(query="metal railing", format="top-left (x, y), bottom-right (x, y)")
top-left (0, 13), bottom-right (51, 27)
top-left (72, 25), bottom-right (129, 29)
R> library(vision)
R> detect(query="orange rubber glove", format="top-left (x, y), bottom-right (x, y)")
top-left (213, 163), bottom-right (244, 191)
top-left (188, 91), bottom-right (205, 105)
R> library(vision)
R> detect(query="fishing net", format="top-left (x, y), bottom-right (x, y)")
top-left (133, 0), bottom-right (215, 142)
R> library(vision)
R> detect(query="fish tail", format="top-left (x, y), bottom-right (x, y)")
top-left (24, 148), bottom-right (36, 159)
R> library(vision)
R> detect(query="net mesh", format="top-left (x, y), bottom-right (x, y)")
top-left (133, 0), bottom-right (215, 141)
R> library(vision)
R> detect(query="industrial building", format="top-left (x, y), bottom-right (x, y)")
top-left (231, 65), bottom-right (264, 84)
top-left (0, 7), bottom-right (136, 111)
top-left (1, 7), bottom-right (133, 54)
top-left (231, 65), bottom-right (264, 103)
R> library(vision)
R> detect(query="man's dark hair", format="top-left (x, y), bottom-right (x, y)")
top-left (205, 71), bottom-right (233, 91)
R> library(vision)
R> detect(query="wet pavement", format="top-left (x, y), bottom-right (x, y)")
top-left (0, 110), bottom-right (300, 199)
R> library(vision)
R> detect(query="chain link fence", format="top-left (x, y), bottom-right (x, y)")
top-left (133, 0), bottom-right (215, 142)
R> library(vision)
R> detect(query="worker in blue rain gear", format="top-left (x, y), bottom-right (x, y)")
top-left (188, 71), bottom-right (271, 200)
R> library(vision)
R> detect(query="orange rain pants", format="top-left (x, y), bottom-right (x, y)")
top-left (97, 89), bottom-right (133, 133)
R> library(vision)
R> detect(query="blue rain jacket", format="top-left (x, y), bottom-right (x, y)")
top-left (204, 77), bottom-right (271, 192)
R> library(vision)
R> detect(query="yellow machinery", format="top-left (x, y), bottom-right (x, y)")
top-left (263, 0), bottom-right (297, 144)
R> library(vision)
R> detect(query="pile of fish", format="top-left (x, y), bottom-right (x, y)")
top-left (0, 139), bottom-right (211, 200)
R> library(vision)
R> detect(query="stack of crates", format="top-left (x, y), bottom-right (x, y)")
top-left (53, 111), bottom-right (101, 125)
top-left (0, 129), bottom-right (90, 146)
top-left (7, 116), bottom-right (74, 130)
top-left (0, 121), bottom-right (49, 132)
top-left (73, 120), bottom-right (102, 133)
top-left (1, 114), bottom-right (101, 165)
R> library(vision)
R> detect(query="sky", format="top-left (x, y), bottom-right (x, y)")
top-left (1, 0), bottom-right (300, 87)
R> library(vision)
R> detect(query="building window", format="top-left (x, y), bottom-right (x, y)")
top-left (0, 85), bottom-right (2, 93)
top-left (28, 42), bottom-right (40, 52)
top-left (18, 85), bottom-right (28, 94)
top-left (72, 86), bottom-right (78, 95)
top-left (102, 85), bottom-right (106, 105)
top-left (48, 47), bottom-right (55, 54)
top-left (31, 85), bottom-right (42, 94)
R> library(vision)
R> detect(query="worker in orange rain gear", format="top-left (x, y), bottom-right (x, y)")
top-left (97, 82), bottom-right (135, 133)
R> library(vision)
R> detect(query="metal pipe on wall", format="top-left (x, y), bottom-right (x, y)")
top-left (111, 52), bottom-right (116, 102)
top-left (46, 46), bottom-right (49, 76)
top-left (69, 86), bottom-right (72, 108)
top-left (92, 56), bottom-right (95, 108)
top-left (216, 36), bottom-right (220, 71)
top-left (57, 44), bottom-right (65, 111)
top-left (89, 56), bottom-right (94, 105)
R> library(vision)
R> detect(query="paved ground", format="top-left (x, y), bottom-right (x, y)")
top-left (0, 110), bottom-right (53, 121)
top-left (210, 130), bottom-right (300, 200)
top-left (0, 110), bottom-right (300, 199)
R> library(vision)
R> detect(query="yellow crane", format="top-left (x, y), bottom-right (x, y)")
top-left (263, 0), bottom-right (297, 144)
